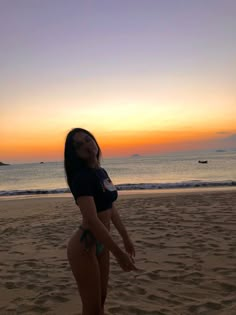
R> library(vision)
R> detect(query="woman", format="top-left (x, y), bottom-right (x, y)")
top-left (64, 128), bottom-right (137, 315)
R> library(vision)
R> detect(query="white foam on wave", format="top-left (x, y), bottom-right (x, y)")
top-left (0, 188), bottom-right (70, 196)
top-left (116, 180), bottom-right (236, 190)
top-left (0, 180), bottom-right (235, 196)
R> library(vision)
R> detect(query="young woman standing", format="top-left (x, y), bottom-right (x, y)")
top-left (64, 128), bottom-right (137, 315)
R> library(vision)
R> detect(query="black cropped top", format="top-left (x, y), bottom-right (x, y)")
top-left (70, 167), bottom-right (118, 212)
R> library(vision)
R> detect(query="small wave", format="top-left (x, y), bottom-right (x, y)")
top-left (0, 180), bottom-right (236, 196)
top-left (0, 188), bottom-right (70, 196)
top-left (116, 180), bottom-right (236, 190)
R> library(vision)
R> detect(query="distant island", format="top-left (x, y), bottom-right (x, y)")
top-left (131, 154), bottom-right (141, 157)
top-left (0, 161), bottom-right (10, 166)
top-left (216, 149), bottom-right (226, 152)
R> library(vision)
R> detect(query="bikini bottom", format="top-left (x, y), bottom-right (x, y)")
top-left (79, 226), bottom-right (104, 256)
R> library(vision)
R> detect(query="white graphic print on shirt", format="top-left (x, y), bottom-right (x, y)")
top-left (103, 178), bottom-right (117, 191)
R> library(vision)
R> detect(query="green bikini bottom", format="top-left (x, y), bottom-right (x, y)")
top-left (79, 226), bottom-right (104, 256)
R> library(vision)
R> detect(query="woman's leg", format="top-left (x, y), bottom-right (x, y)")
top-left (97, 247), bottom-right (110, 315)
top-left (67, 230), bottom-right (102, 315)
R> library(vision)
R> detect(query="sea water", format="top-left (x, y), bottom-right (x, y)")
top-left (0, 150), bottom-right (236, 196)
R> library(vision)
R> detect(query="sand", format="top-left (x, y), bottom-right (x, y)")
top-left (0, 189), bottom-right (236, 315)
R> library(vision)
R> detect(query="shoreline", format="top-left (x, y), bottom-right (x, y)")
top-left (0, 185), bottom-right (236, 202)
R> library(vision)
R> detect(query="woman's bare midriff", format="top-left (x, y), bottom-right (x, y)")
top-left (81, 208), bottom-right (112, 231)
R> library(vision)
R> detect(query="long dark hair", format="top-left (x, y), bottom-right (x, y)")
top-left (64, 128), bottom-right (102, 188)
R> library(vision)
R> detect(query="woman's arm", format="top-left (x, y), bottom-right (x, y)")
top-left (111, 203), bottom-right (129, 240)
top-left (111, 203), bottom-right (135, 257)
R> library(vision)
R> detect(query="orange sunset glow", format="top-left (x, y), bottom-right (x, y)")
top-left (1, 2), bottom-right (236, 164)
top-left (2, 124), bottom-right (236, 163)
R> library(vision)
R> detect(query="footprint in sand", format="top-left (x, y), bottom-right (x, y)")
top-left (188, 301), bottom-right (222, 313)
top-left (146, 270), bottom-right (160, 280)
top-left (4, 281), bottom-right (18, 289)
top-left (135, 286), bottom-right (146, 295)
top-left (19, 304), bottom-right (51, 313)
top-left (222, 297), bottom-right (236, 306)
top-left (219, 281), bottom-right (236, 293)
top-left (171, 272), bottom-right (203, 285)
top-left (108, 306), bottom-right (121, 314)
top-left (35, 293), bottom-right (70, 305)
top-left (147, 294), bottom-right (157, 301)
top-left (0, 275), bottom-right (15, 280)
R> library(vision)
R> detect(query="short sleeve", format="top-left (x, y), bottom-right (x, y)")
top-left (70, 170), bottom-right (95, 203)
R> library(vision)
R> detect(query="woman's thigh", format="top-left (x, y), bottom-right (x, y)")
top-left (67, 231), bottom-right (102, 312)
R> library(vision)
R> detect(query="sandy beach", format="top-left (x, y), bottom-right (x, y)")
top-left (0, 189), bottom-right (236, 315)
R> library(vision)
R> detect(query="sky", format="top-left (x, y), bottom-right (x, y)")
top-left (1, 0), bottom-right (236, 163)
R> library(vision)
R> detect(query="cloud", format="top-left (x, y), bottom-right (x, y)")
top-left (216, 131), bottom-right (230, 134)
top-left (200, 133), bottom-right (236, 151)
top-left (223, 133), bottom-right (236, 142)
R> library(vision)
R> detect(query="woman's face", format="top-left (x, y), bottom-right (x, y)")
top-left (73, 131), bottom-right (98, 161)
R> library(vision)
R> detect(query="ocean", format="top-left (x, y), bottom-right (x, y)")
top-left (0, 150), bottom-right (236, 197)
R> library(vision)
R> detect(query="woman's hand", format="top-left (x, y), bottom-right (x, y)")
top-left (123, 236), bottom-right (135, 262)
top-left (116, 250), bottom-right (138, 272)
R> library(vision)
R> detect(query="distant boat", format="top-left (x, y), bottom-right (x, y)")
top-left (216, 149), bottom-right (226, 152)
top-left (198, 160), bottom-right (208, 164)
top-left (40, 162), bottom-right (44, 164)
top-left (131, 154), bottom-right (141, 158)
